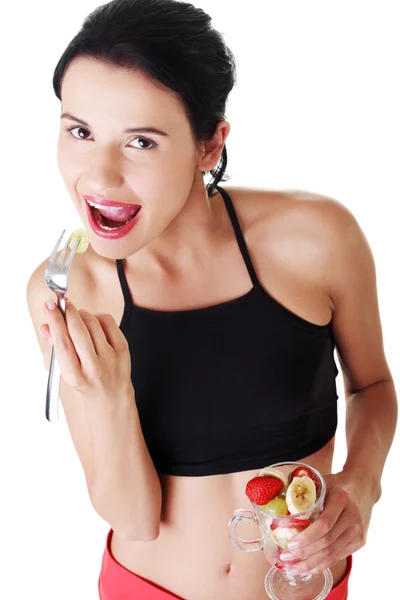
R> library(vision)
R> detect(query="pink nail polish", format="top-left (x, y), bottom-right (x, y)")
top-left (39, 326), bottom-right (49, 340)
top-left (45, 298), bottom-right (56, 311)
top-left (280, 552), bottom-right (294, 561)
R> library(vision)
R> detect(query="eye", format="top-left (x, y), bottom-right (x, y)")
top-left (65, 126), bottom-right (92, 140)
top-left (64, 126), bottom-right (156, 150)
top-left (128, 136), bottom-right (157, 150)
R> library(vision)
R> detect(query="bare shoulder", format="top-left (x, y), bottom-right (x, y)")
top-left (225, 184), bottom-right (360, 278)
top-left (222, 185), bottom-right (366, 325)
top-left (224, 185), bottom-right (355, 236)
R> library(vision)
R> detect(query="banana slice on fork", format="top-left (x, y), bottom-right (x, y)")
top-left (68, 229), bottom-right (89, 254)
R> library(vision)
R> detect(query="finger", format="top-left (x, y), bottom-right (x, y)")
top-left (62, 301), bottom-right (99, 361)
top-left (286, 528), bottom-right (358, 577)
top-left (44, 298), bottom-right (81, 376)
top-left (285, 510), bottom-right (343, 551)
top-left (96, 313), bottom-right (129, 353)
top-left (286, 488), bottom-right (349, 549)
top-left (78, 309), bottom-right (112, 356)
top-left (305, 537), bottom-right (359, 577)
top-left (307, 537), bottom-right (359, 576)
top-left (39, 324), bottom-right (50, 340)
top-left (282, 508), bottom-right (352, 561)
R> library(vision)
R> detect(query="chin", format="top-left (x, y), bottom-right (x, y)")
top-left (87, 236), bottom-right (140, 261)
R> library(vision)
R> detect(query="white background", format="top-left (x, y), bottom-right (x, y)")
top-left (1, 0), bottom-right (399, 598)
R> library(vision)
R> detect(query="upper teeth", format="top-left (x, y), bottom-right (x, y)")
top-left (86, 199), bottom-right (124, 211)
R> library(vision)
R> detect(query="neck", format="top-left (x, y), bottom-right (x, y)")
top-left (125, 178), bottom-right (226, 277)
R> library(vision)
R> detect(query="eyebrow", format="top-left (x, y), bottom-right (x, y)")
top-left (60, 112), bottom-right (169, 136)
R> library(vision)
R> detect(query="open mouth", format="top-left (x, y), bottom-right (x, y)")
top-left (85, 199), bottom-right (141, 231)
top-left (91, 206), bottom-right (141, 230)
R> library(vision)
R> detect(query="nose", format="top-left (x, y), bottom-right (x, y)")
top-left (82, 147), bottom-right (124, 191)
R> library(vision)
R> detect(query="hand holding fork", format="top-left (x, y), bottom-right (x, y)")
top-left (44, 230), bottom-right (79, 422)
top-left (42, 230), bottom-right (134, 423)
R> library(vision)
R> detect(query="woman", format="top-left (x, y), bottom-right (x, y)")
top-left (26, 1), bottom-right (397, 599)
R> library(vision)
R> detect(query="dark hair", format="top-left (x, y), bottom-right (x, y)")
top-left (52, 0), bottom-right (237, 198)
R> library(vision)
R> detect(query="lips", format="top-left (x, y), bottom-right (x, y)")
top-left (83, 195), bottom-right (141, 223)
top-left (83, 196), bottom-right (142, 240)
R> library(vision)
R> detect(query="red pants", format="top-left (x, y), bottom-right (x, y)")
top-left (98, 528), bottom-right (353, 599)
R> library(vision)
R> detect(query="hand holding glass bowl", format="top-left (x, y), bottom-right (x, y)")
top-left (228, 462), bottom-right (333, 600)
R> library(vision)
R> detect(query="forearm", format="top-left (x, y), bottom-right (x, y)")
top-left (84, 390), bottom-right (162, 541)
top-left (342, 378), bottom-right (398, 502)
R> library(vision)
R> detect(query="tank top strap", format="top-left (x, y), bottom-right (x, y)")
top-left (116, 258), bottom-right (133, 309)
top-left (216, 185), bottom-right (261, 288)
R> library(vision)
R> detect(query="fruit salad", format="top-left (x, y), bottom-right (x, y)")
top-left (245, 465), bottom-right (322, 571)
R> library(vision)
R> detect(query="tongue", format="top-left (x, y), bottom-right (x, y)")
top-left (97, 205), bottom-right (139, 223)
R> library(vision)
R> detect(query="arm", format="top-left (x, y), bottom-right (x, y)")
top-left (277, 197), bottom-right (397, 573)
top-left (330, 201), bottom-right (397, 499)
top-left (342, 379), bottom-right (396, 503)
top-left (85, 388), bottom-right (162, 541)
top-left (26, 260), bottom-right (162, 541)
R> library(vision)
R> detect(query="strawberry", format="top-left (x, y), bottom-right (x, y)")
top-left (270, 518), bottom-right (310, 530)
top-left (290, 466), bottom-right (321, 495)
top-left (245, 476), bottom-right (282, 505)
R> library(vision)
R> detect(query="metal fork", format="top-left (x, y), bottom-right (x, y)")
top-left (44, 230), bottom-right (79, 422)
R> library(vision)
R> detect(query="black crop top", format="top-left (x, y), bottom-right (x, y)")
top-left (116, 185), bottom-right (339, 476)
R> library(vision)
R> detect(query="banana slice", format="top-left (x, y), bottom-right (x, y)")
top-left (271, 526), bottom-right (304, 549)
top-left (258, 467), bottom-right (288, 489)
top-left (286, 476), bottom-right (316, 514)
top-left (69, 229), bottom-right (89, 254)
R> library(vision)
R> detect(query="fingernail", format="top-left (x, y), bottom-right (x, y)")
top-left (39, 326), bottom-right (49, 340)
top-left (280, 552), bottom-right (294, 561)
top-left (45, 298), bottom-right (56, 311)
top-left (287, 567), bottom-right (300, 577)
top-left (288, 540), bottom-right (300, 549)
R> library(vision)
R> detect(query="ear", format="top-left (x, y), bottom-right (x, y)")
top-left (197, 120), bottom-right (230, 171)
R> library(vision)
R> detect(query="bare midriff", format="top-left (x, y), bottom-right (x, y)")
top-left (110, 438), bottom-right (348, 600)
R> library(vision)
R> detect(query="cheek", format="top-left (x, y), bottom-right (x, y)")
top-left (155, 148), bottom-right (198, 198)
top-left (125, 147), bottom-right (196, 202)
top-left (57, 140), bottom-right (80, 185)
